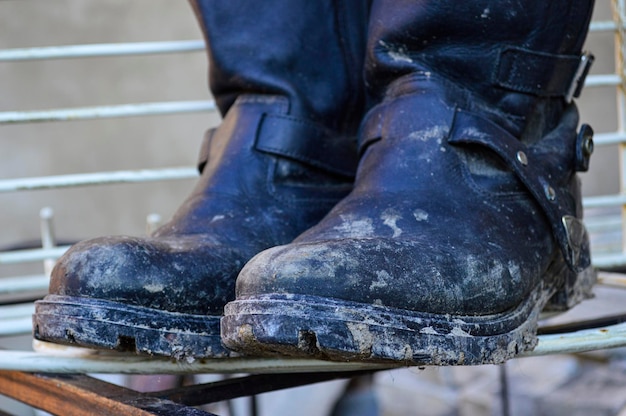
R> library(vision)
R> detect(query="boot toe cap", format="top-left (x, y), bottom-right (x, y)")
top-left (50, 235), bottom-right (242, 315)
top-left (236, 237), bottom-right (540, 316)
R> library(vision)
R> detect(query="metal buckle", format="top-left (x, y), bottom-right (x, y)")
top-left (561, 215), bottom-right (589, 270)
top-left (565, 51), bottom-right (594, 103)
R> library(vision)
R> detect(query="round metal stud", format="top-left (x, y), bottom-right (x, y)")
top-left (545, 184), bottom-right (556, 201)
top-left (516, 151), bottom-right (528, 166)
top-left (575, 123), bottom-right (594, 172)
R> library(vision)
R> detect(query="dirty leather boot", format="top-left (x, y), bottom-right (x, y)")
top-left (33, 0), bottom-right (370, 360)
top-left (221, 0), bottom-right (597, 365)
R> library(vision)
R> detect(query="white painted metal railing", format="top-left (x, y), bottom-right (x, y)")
top-left (0, 38), bottom-right (213, 337)
top-left (1, 6), bottom-right (626, 371)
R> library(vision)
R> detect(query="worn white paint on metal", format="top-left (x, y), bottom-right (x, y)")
top-left (590, 20), bottom-right (626, 32)
top-left (593, 131), bottom-right (626, 146)
top-left (0, 247), bottom-right (70, 265)
top-left (0, 320), bottom-right (625, 373)
top-left (0, 350), bottom-right (398, 374)
top-left (0, 304), bottom-right (35, 336)
top-left (584, 74), bottom-right (622, 87)
top-left (0, 100), bottom-right (216, 124)
top-left (0, 40), bottom-right (205, 62)
top-left (0, 167), bottom-right (198, 193)
top-left (584, 194), bottom-right (626, 208)
top-left (0, 275), bottom-right (49, 294)
top-left (526, 322), bottom-right (626, 357)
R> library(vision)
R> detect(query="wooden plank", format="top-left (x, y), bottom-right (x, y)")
top-left (0, 371), bottom-right (215, 416)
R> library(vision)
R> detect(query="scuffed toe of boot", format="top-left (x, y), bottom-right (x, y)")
top-left (221, 79), bottom-right (596, 366)
top-left (34, 235), bottom-right (246, 360)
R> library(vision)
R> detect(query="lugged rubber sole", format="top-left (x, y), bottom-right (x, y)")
top-left (221, 265), bottom-right (596, 366)
top-left (33, 295), bottom-right (232, 361)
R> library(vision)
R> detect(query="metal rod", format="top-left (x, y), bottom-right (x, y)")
top-left (0, 100), bottom-right (216, 124)
top-left (0, 352), bottom-right (396, 374)
top-left (150, 371), bottom-right (374, 407)
top-left (590, 20), bottom-right (626, 32)
top-left (0, 167), bottom-right (197, 193)
top-left (583, 194), bottom-right (626, 208)
top-left (499, 364), bottom-right (510, 416)
top-left (0, 318), bottom-right (34, 337)
top-left (594, 131), bottom-right (626, 146)
top-left (0, 274), bottom-right (49, 294)
top-left (0, 303), bottom-right (35, 320)
top-left (0, 247), bottom-right (70, 265)
top-left (591, 252), bottom-right (626, 268)
top-left (146, 214), bottom-right (163, 236)
top-left (0, 304), bottom-right (35, 336)
top-left (0, 40), bottom-right (205, 62)
top-left (39, 207), bottom-right (57, 277)
top-left (584, 74), bottom-right (621, 87)
top-left (526, 322), bottom-right (626, 356)
top-left (0, 320), bottom-right (623, 373)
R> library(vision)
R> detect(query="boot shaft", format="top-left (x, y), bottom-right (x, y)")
top-left (190, 0), bottom-right (371, 134)
top-left (365, 0), bottom-right (595, 138)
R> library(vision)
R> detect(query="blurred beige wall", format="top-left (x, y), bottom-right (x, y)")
top-left (579, 1), bottom-right (621, 198)
top-left (0, 1), bottom-right (218, 276)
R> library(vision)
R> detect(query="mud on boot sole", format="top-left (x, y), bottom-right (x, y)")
top-left (33, 295), bottom-right (232, 361)
top-left (221, 278), bottom-right (574, 366)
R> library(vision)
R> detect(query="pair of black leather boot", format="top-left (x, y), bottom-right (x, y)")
top-left (34, 0), bottom-right (596, 365)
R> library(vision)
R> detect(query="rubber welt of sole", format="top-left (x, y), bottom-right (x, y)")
top-left (220, 279), bottom-right (561, 366)
top-left (33, 295), bottom-right (232, 362)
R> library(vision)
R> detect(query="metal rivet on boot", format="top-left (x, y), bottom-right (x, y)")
top-left (575, 123), bottom-right (594, 172)
top-left (544, 184), bottom-right (556, 201)
top-left (516, 151), bottom-right (528, 166)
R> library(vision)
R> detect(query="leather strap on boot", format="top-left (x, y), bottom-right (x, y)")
top-left (494, 47), bottom-right (594, 102)
top-left (198, 111), bottom-right (358, 178)
top-left (255, 114), bottom-right (358, 178)
top-left (448, 109), bottom-right (592, 272)
top-left (360, 78), bottom-right (593, 273)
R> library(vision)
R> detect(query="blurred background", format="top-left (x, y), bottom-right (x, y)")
top-left (0, 1), bottom-right (625, 415)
